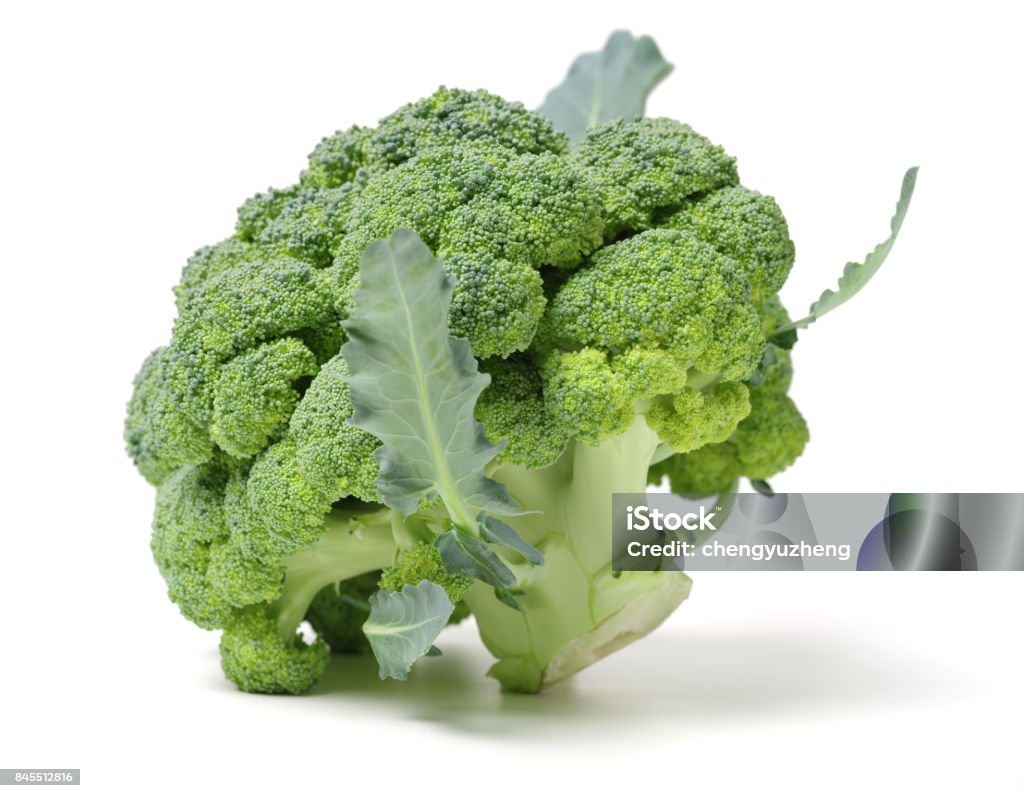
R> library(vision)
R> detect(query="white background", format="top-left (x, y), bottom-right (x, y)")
top-left (2, 0), bottom-right (1022, 795)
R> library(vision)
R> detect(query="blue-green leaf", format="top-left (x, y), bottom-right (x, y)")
top-left (435, 528), bottom-right (516, 589)
top-left (342, 229), bottom-right (520, 527)
top-left (777, 167), bottom-right (919, 334)
top-left (479, 513), bottom-right (543, 565)
top-left (362, 581), bottom-right (454, 680)
top-left (539, 30), bottom-right (673, 143)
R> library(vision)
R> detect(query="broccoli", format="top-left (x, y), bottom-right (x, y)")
top-left (126, 31), bottom-right (916, 695)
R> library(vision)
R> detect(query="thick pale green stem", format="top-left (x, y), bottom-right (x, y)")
top-left (467, 418), bottom-right (692, 692)
top-left (273, 509), bottom-right (397, 640)
top-left (565, 416), bottom-right (661, 575)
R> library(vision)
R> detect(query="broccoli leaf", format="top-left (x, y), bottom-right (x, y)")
top-left (479, 512), bottom-right (544, 565)
top-left (539, 30), bottom-right (673, 143)
top-left (362, 581), bottom-right (454, 680)
top-left (776, 167), bottom-right (918, 334)
top-left (435, 528), bottom-right (517, 589)
top-left (342, 229), bottom-right (520, 527)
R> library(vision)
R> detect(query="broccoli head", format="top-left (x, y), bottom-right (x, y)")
top-left (126, 33), bottom-right (910, 696)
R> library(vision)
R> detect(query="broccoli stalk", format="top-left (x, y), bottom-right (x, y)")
top-left (470, 417), bottom-right (691, 692)
top-left (272, 508), bottom-right (396, 640)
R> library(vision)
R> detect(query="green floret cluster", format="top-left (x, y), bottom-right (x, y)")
top-left (573, 118), bottom-right (739, 236)
top-left (126, 76), bottom-right (817, 696)
top-left (651, 336), bottom-right (809, 495)
top-left (380, 543), bottom-right (475, 603)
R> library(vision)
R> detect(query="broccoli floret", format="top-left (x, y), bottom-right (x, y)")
top-left (573, 118), bottom-right (738, 236)
top-left (369, 87), bottom-right (567, 165)
top-left (733, 393), bottom-right (808, 478)
top-left (243, 436), bottom-right (334, 562)
top-left (300, 125), bottom-right (372, 189)
top-left (150, 457), bottom-right (234, 629)
top-left (163, 258), bottom-right (337, 429)
top-left (436, 144), bottom-right (603, 269)
top-left (543, 229), bottom-right (765, 381)
top-left (648, 440), bottom-right (741, 496)
top-left (125, 347), bottom-right (211, 484)
top-left (662, 186), bottom-right (795, 300)
top-left (444, 254), bottom-right (546, 358)
top-left (207, 538), bottom-right (284, 608)
top-left (541, 348), bottom-right (633, 445)
top-left (176, 238), bottom-right (263, 309)
top-left (210, 338), bottom-right (318, 458)
top-left (608, 348), bottom-right (691, 399)
top-left (380, 543), bottom-right (474, 604)
top-left (331, 139), bottom-right (602, 358)
top-left (645, 381), bottom-right (751, 453)
top-left (258, 186), bottom-right (359, 267)
top-left (220, 605), bottom-right (330, 695)
top-left (475, 357), bottom-right (570, 469)
top-left (236, 186), bottom-right (302, 242)
top-left (336, 140), bottom-right (603, 276)
top-left (651, 344), bottom-right (808, 492)
top-left (288, 354), bottom-right (380, 503)
top-left (652, 399), bottom-right (808, 493)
